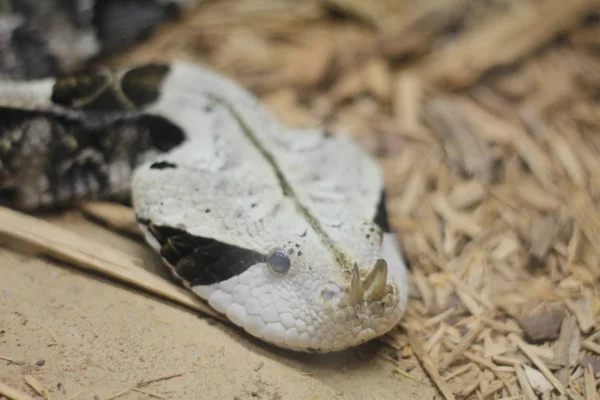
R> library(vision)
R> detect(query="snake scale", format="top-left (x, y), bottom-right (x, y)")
top-left (0, 0), bottom-right (408, 353)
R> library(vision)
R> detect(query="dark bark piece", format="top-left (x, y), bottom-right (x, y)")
top-left (517, 302), bottom-right (566, 343)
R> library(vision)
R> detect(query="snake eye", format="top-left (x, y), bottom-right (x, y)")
top-left (267, 248), bottom-right (291, 274)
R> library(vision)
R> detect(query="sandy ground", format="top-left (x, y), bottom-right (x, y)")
top-left (0, 211), bottom-right (435, 400)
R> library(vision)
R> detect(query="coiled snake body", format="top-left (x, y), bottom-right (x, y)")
top-left (0, 0), bottom-right (408, 353)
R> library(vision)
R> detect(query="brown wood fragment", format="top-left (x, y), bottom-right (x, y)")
top-left (281, 28), bottom-right (334, 88)
top-left (363, 58), bottom-right (392, 101)
top-left (565, 295), bottom-right (597, 335)
top-left (425, 96), bottom-right (495, 183)
top-left (523, 364), bottom-right (553, 394)
top-left (491, 355), bottom-right (524, 366)
top-left (526, 216), bottom-right (558, 268)
top-left (439, 316), bottom-right (486, 370)
top-left (23, 375), bottom-right (50, 400)
top-left (136, 372), bottom-right (185, 388)
top-left (583, 365), bottom-right (598, 400)
top-left (569, 188), bottom-right (600, 255)
top-left (378, 0), bottom-right (470, 58)
top-left (422, 0), bottom-right (598, 88)
top-left (514, 365), bottom-right (539, 400)
top-left (393, 71), bottom-right (424, 134)
top-left (81, 201), bottom-right (142, 238)
top-left (579, 355), bottom-right (600, 375)
top-left (517, 302), bottom-right (565, 342)
top-left (555, 312), bottom-right (579, 387)
top-left (509, 334), bottom-right (566, 395)
top-left (406, 329), bottom-right (457, 400)
top-left (581, 340), bottom-right (600, 356)
top-left (430, 194), bottom-right (482, 238)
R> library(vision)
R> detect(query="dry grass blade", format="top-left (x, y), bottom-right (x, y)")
top-left (23, 375), bottom-right (50, 400)
top-left (0, 381), bottom-right (37, 400)
top-left (0, 206), bottom-right (222, 320)
top-left (80, 201), bottom-right (142, 238)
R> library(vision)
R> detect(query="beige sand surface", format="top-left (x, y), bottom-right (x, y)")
top-left (0, 211), bottom-right (435, 400)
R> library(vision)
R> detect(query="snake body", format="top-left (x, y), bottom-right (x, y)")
top-left (0, 1), bottom-right (408, 353)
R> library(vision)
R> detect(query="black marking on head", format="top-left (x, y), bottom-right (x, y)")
top-left (150, 161), bottom-right (177, 170)
top-left (139, 115), bottom-right (186, 152)
top-left (148, 224), bottom-right (265, 286)
top-left (51, 64), bottom-right (170, 111)
top-left (373, 190), bottom-right (391, 233)
top-left (121, 64), bottom-right (170, 107)
top-left (323, 131), bottom-right (333, 138)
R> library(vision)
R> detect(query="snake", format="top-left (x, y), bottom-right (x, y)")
top-left (0, 0), bottom-right (408, 353)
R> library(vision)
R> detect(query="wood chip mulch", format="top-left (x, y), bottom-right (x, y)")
top-left (103, 0), bottom-right (600, 398)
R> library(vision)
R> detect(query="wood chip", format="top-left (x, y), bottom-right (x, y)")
top-left (439, 316), bottom-right (486, 370)
top-left (425, 96), bottom-right (495, 183)
top-left (406, 329), bottom-right (457, 400)
top-left (526, 216), bottom-right (558, 268)
top-left (565, 295), bottom-right (596, 334)
top-left (583, 365), bottom-right (598, 400)
top-left (581, 340), bottom-right (600, 356)
top-left (509, 334), bottom-right (566, 395)
top-left (514, 365), bottom-right (539, 400)
top-left (523, 364), bottom-right (553, 394)
top-left (517, 302), bottom-right (565, 342)
top-left (422, 0), bottom-right (597, 88)
top-left (80, 202), bottom-right (142, 238)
